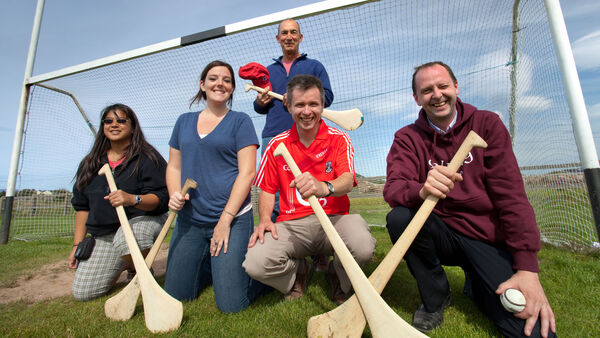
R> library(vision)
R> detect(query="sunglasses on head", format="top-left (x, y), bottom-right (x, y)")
top-left (102, 118), bottom-right (128, 125)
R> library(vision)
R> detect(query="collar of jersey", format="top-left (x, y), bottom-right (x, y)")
top-left (288, 120), bottom-right (328, 143)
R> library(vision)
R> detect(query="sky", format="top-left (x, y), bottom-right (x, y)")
top-left (0, 0), bottom-right (599, 190)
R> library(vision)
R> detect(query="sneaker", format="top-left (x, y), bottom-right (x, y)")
top-left (284, 258), bottom-right (315, 301)
top-left (325, 264), bottom-right (352, 305)
top-left (412, 294), bottom-right (452, 333)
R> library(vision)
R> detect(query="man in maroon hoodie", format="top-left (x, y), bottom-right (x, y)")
top-left (384, 61), bottom-right (556, 337)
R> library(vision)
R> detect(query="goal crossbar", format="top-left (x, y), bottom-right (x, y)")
top-left (26, 0), bottom-right (373, 85)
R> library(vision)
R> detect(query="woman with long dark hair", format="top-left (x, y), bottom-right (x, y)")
top-left (164, 60), bottom-right (266, 312)
top-left (69, 103), bottom-right (168, 301)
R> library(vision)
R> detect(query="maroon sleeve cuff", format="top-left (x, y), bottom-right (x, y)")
top-left (512, 250), bottom-right (539, 273)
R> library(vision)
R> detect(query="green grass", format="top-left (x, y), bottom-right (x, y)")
top-left (350, 197), bottom-right (391, 225)
top-left (1, 227), bottom-right (599, 337)
top-left (527, 188), bottom-right (596, 247)
top-left (1, 196), bottom-right (599, 336)
top-left (0, 237), bottom-right (72, 287)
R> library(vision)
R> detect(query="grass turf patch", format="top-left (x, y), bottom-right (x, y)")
top-left (1, 226), bottom-right (598, 336)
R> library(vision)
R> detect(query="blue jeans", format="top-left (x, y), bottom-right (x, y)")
top-left (262, 136), bottom-right (279, 223)
top-left (164, 211), bottom-right (268, 312)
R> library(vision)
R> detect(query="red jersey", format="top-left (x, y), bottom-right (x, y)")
top-left (254, 121), bottom-right (357, 222)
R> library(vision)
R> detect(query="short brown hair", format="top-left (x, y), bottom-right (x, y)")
top-left (286, 75), bottom-right (324, 104)
top-left (412, 61), bottom-right (457, 95)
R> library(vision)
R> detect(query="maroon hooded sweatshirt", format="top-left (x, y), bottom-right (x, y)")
top-left (383, 98), bottom-right (540, 272)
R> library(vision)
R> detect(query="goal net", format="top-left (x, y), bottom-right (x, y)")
top-left (7, 0), bottom-right (598, 248)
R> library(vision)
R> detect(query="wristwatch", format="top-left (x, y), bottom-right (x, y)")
top-left (324, 181), bottom-right (334, 197)
top-left (134, 195), bottom-right (142, 206)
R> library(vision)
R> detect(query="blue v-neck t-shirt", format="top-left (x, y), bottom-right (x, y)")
top-left (169, 110), bottom-right (259, 225)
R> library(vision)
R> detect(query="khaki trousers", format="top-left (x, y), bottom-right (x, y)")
top-left (243, 214), bottom-right (376, 294)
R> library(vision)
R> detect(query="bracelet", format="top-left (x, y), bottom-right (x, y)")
top-left (73, 244), bottom-right (78, 247)
top-left (223, 209), bottom-right (235, 217)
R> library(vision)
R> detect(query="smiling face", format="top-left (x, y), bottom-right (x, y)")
top-left (289, 86), bottom-right (324, 135)
top-left (102, 109), bottom-right (132, 144)
top-left (413, 63), bottom-right (459, 130)
top-left (200, 65), bottom-right (234, 106)
top-left (276, 19), bottom-right (303, 57)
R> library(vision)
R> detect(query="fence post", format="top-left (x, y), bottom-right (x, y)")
top-left (64, 193), bottom-right (71, 216)
top-left (30, 194), bottom-right (37, 217)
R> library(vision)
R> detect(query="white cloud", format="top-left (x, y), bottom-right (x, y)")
top-left (359, 92), bottom-right (417, 119)
top-left (516, 95), bottom-right (553, 113)
top-left (459, 50), bottom-right (537, 101)
top-left (572, 30), bottom-right (600, 71)
top-left (562, 1), bottom-right (600, 21)
top-left (588, 103), bottom-right (600, 117)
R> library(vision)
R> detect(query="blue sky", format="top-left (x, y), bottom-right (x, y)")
top-left (1, 0), bottom-right (599, 189)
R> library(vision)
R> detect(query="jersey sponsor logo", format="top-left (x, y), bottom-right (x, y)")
top-left (325, 161), bottom-right (333, 173)
top-left (295, 188), bottom-right (327, 207)
top-left (316, 149), bottom-right (328, 159)
top-left (283, 164), bottom-right (291, 171)
top-left (286, 187), bottom-right (296, 214)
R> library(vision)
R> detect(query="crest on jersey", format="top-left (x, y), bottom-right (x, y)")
top-left (325, 161), bottom-right (333, 173)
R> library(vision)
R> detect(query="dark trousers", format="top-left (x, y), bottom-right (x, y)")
top-left (386, 206), bottom-right (556, 338)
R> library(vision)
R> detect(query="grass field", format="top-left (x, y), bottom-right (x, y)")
top-left (1, 206), bottom-right (599, 336)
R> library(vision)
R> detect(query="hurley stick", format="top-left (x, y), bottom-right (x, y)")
top-left (99, 164), bottom-right (183, 333)
top-left (273, 143), bottom-right (426, 338)
top-left (307, 130), bottom-right (488, 337)
top-left (104, 178), bottom-right (197, 321)
top-left (245, 83), bottom-right (364, 131)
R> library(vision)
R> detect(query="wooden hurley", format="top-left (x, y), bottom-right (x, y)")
top-left (104, 178), bottom-right (197, 322)
top-left (273, 143), bottom-right (426, 338)
top-left (306, 130), bottom-right (488, 337)
top-left (245, 83), bottom-right (364, 131)
top-left (99, 164), bottom-right (183, 333)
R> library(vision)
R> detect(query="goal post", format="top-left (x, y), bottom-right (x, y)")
top-left (544, 0), bottom-right (600, 241)
top-left (1, 0), bottom-right (45, 244)
top-left (3, 0), bottom-right (599, 248)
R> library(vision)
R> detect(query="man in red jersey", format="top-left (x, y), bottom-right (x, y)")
top-left (384, 61), bottom-right (556, 337)
top-left (243, 75), bottom-right (375, 305)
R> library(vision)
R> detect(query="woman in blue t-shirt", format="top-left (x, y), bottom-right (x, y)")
top-left (164, 60), bottom-right (265, 312)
